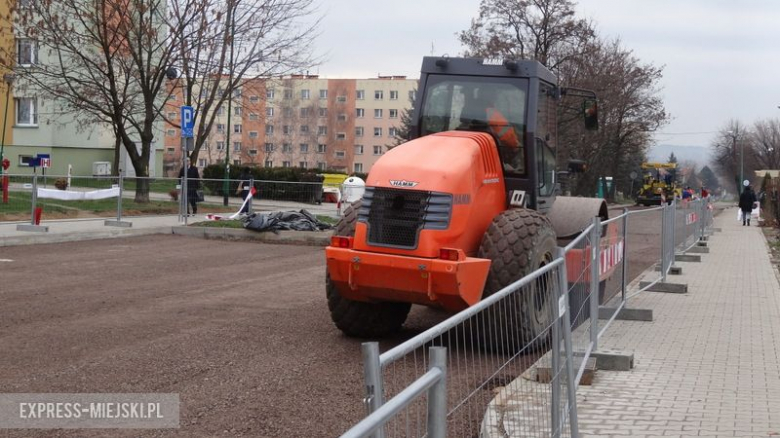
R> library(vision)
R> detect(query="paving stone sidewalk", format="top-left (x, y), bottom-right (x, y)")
top-left (576, 208), bottom-right (780, 438)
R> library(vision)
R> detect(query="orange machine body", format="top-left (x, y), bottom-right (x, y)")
top-left (327, 131), bottom-right (506, 312)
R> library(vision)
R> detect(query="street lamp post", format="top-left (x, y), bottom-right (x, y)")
top-left (1, 73), bottom-right (15, 204)
top-left (222, 6), bottom-right (236, 206)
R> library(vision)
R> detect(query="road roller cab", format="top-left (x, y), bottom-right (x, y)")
top-left (326, 57), bottom-right (610, 341)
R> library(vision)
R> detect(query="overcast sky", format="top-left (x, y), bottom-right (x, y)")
top-left (312, 0), bottom-right (780, 148)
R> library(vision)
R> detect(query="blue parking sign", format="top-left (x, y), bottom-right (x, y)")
top-left (181, 106), bottom-right (194, 138)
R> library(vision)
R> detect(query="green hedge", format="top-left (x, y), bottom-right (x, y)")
top-left (200, 165), bottom-right (351, 204)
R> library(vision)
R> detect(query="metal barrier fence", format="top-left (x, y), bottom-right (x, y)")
top-left (0, 173), bottom-right (334, 227)
top-left (341, 199), bottom-right (715, 438)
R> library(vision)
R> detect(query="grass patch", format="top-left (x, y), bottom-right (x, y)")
top-left (189, 219), bottom-right (244, 228)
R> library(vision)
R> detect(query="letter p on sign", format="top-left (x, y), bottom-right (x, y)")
top-left (181, 106), bottom-right (194, 138)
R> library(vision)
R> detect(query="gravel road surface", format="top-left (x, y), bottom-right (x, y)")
top-left (0, 208), bottom-right (669, 437)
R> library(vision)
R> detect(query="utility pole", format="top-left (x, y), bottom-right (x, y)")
top-left (222, 2), bottom-right (236, 206)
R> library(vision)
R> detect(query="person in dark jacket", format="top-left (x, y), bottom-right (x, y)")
top-left (236, 167), bottom-right (252, 214)
top-left (178, 161), bottom-right (201, 215)
top-left (739, 184), bottom-right (757, 226)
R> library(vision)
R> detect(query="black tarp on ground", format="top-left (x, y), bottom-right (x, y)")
top-left (242, 210), bottom-right (333, 233)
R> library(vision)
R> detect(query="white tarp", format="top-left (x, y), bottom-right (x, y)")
top-left (38, 187), bottom-right (120, 201)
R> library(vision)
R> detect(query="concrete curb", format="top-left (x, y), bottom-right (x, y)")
top-left (0, 227), bottom-right (172, 247)
top-left (171, 226), bottom-right (330, 247)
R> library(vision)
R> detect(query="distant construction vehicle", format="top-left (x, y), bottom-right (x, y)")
top-left (636, 162), bottom-right (681, 206)
top-left (325, 57), bottom-right (622, 346)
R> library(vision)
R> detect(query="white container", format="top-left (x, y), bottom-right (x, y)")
top-left (341, 177), bottom-right (366, 204)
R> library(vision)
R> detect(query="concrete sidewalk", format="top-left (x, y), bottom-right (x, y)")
top-left (575, 209), bottom-right (780, 437)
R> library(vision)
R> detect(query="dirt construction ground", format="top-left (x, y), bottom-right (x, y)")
top-left (0, 207), bottom-right (669, 437)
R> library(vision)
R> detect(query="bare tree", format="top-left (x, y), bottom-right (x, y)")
top-left (750, 119), bottom-right (780, 170)
top-left (166, 0), bottom-right (320, 168)
top-left (458, 0), bottom-right (595, 71)
top-left (711, 121), bottom-right (753, 195)
top-left (1, 0), bottom-right (214, 201)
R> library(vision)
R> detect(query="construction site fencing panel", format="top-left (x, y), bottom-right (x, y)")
top-left (347, 257), bottom-right (579, 438)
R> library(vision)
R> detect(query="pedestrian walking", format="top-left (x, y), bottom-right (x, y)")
top-left (236, 167), bottom-right (252, 214)
top-left (178, 160), bottom-right (201, 215)
top-left (739, 182), bottom-right (757, 226)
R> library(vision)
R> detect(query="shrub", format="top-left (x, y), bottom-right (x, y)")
top-left (54, 178), bottom-right (68, 190)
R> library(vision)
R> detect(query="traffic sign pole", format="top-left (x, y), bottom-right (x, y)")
top-left (180, 106), bottom-right (195, 224)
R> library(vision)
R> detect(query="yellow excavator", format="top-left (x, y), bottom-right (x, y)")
top-left (636, 162), bottom-right (681, 206)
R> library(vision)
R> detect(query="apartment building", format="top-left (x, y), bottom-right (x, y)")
top-left (163, 75), bottom-right (417, 175)
top-left (2, 0), bottom-right (166, 177)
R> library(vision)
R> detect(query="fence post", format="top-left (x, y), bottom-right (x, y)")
top-left (427, 347), bottom-right (447, 438)
top-left (551, 255), bottom-right (562, 438)
top-left (661, 203), bottom-right (668, 282)
top-left (589, 216), bottom-right (601, 352)
top-left (556, 248), bottom-right (580, 437)
top-left (361, 342), bottom-right (385, 438)
top-left (248, 177), bottom-right (254, 214)
top-left (621, 208), bottom-right (629, 305)
top-left (670, 200), bottom-right (677, 267)
top-left (30, 171), bottom-right (38, 226)
top-left (117, 173), bottom-right (123, 223)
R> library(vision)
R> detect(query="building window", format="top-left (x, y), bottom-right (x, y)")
top-left (266, 89), bottom-right (275, 100)
top-left (336, 132), bottom-right (346, 140)
top-left (14, 97), bottom-right (37, 126)
top-left (167, 129), bottom-right (176, 136)
top-left (300, 107), bottom-right (310, 118)
top-left (282, 125), bottom-right (291, 135)
top-left (374, 90), bottom-right (383, 100)
top-left (198, 158), bottom-right (207, 167)
top-left (319, 89), bottom-right (328, 99)
top-left (284, 90), bottom-right (293, 100)
top-left (318, 108), bottom-right (328, 118)
top-left (388, 127), bottom-right (398, 137)
top-left (354, 145), bottom-right (364, 155)
top-left (389, 109), bottom-right (398, 119)
top-left (249, 149), bottom-right (258, 156)
top-left (167, 95), bottom-right (177, 101)
top-left (265, 124), bottom-right (274, 135)
top-left (337, 113), bottom-right (347, 122)
top-left (335, 150), bottom-right (346, 159)
top-left (217, 141), bottom-right (225, 150)
top-left (374, 109), bottom-right (383, 119)
top-left (409, 90), bottom-right (416, 101)
top-left (356, 108), bottom-right (365, 118)
top-left (300, 143), bottom-right (309, 154)
top-left (217, 123), bottom-right (225, 133)
top-left (282, 143), bottom-right (292, 153)
top-left (265, 160), bottom-right (273, 167)
top-left (299, 161), bottom-right (308, 168)
top-left (317, 144), bottom-right (327, 153)
top-left (283, 161), bottom-right (291, 168)
top-left (250, 95), bottom-right (260, 104)
top-left (166, 147), bottom-right (175, 153)
top-left (317, 162), bottom-right (326, 170)
top-left (233, 159), bottom-right (242, 166)
top-left (283, 107), bottom-right (293, 117)
top-left (356, 90), bottom-right (365, 100)
top-left (249, 113), bottom-right (259, 121)
top-left (337, 95), bottom-right (347, 103)
top-left (217, 106), bottom-right (224, 116)
top-left (301, 89), bottom-right (310, 100)
top-left (167, 112), bottom-right (177, 120)
top-left (233, 88), bottom-right (242, 98)
top-left (234, 107), bottom-right (242, 116)
top-left (300, 125), bottom-right (309, 134)
top-left (265, 143), bottom-right (274, 152)
top-left (266, 107), bottom-right (274, 118)
top-left (390, 90), bottom-right (399, 100)
top-left (355, 126), bottom-right (364, 137)
top-left (318, 126), bottom-right (327, 136)
top-left (233, 142), bottom-right (242, 151)
top-left (16, 38), bottom-right (37, 66)
top-left (374, 127), bottom-right (382, 137)
top-left (234, 124), bottom-right (242, 134)
top-left (354, 162), bottom-right (363, 173)
top-left (249, 131), bottom-right (259, 138)
top-left (373, 145), bottom-right (383, 155)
